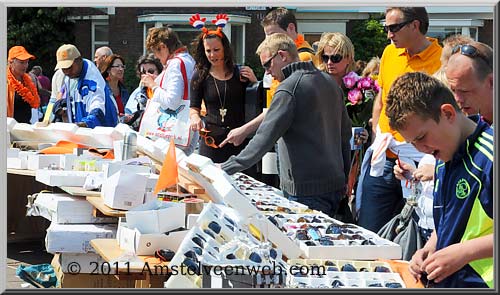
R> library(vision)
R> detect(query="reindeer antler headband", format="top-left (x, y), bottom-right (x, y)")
top-left (189, 13), bottom-right (229, 39)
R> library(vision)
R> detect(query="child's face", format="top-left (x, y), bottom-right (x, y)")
top-left (398, 111), bottom-right (459, 162)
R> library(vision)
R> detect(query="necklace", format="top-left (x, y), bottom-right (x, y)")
top-left (7, 67), bottom-right (40, 108)
top-left (213, 75), bottom-right (227, 123)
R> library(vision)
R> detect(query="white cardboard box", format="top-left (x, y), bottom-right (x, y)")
top-left (101, 157), bottom-right (152, 178)
top-left (33, 192), bottom-right (116, 224)
top-left (27, 154), bottom-right (61, 170)
top-left (35, 170), bottom-right (102, 187)
top-left (58, 253), bottom-right (107, 273)
top-left (118, 220), bottom-right (188, 255)
top-left (125, 200), bottom-right (185, 234)
top-left (102, 170), bottom-right (147, 210)
top-left (7, 149), bottom-right (31, 169)
top-left (45, 222), bottom-right (117, 253)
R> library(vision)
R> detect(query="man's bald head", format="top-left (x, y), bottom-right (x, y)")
top-left (94, 46), bottom-right (113, 69)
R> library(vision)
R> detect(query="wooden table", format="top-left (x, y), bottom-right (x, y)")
top-left (90, 239), bottom-right (170, 288)
top-left (60, 186), bottom-right (101, 197)
top-left (7, 168), bottom-right (36, 177)
top-left (86, 196), bottom-right (127, 217)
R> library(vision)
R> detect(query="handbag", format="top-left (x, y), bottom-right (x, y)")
top-left (377, 202), bottom-right (424, 261)
top-left (139, 57), bottom-right (191, 147)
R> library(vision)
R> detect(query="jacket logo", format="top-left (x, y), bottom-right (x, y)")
top-left (456, 178), bottom-right (470, 199)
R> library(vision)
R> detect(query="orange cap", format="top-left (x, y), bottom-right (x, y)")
top-left (8, 46), bottom-right (35, 61)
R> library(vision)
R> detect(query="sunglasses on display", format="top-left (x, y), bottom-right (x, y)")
top-left (199, 128), bottom-right (219, 149)
top-left (383, 19), bottom-right (414, 33)
top-left (262, 51), bottom-right (279, 70)
top-left (321, 54), bottom-right (343, 64)
top-left (451, 44), bottom-right (491, 68)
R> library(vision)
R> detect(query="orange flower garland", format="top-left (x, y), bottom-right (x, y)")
top-left (7, 67), bottom-right (40, 109)
top-left (294, 34), bottom-right (306, 49)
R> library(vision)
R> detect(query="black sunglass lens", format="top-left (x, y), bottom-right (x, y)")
top-left (203, 228), bottom-right (215, 239)
top-left (193, 247), bottom-right (203, 255)
top-left (270, 248), bottom-right (278, 259)
top-left (183, 258), bottom-right (199, 273)
top-left (249, 252), bottom-right (262, 263)
top-left (192, 236), bottom-right (204, 247)
top-left (208, 221), bottom-right (221, 234)
top-left (321, 55), bottom-right (329, 63)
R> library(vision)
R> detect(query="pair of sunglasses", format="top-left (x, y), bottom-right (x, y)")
top-left (199, 128), bottom-right (219, 149)
top-left (451, 44), bottom-right (491, 69)
top-left (383, 19), bottom-right (414, 33)
top-left (141, 68), bottom-right (156, 75)
top-left (321, 54), bottom-right (343, 64)
top-left (262, 51), bottom-right (278, 70)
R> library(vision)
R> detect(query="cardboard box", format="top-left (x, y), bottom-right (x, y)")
top-left (102, 170), bottom-right (148, 210)
top-left (51, 254), bottom-right (135, 288)
top-left (33, 192), bottom-right (117, 224)
top-left (10, 123), bottom-right (39, 142)
top-left (27, 154), bottom-right (61, 170)
top-left (201, 265), bottom-right (286, 288)
top-left (101, 157), bottom-right (152, 178)
top-left (35, 169), bottom-right (102, 187)
top-left (45, 222), bottom-right (117, 253)
top-left (118, 220), bottom-right (188, 255)
top-left (7, 148), bottom-right (31, 169)
top-left (125, 200), bottom-right (185, 234)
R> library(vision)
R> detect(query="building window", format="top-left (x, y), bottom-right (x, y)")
top-left (231, 24), bottom-right (244, 64)
top-left (92, 21), bottom-right (109, 55)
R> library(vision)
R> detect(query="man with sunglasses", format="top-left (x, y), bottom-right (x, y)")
top-left (220, 7), bottom-right (315, 148)
top-left (357, 7), bottom-right (442, 233)
top-left (221, 33), bottom-right (352, 218)
top-left (445, 41), bottom-right (493, 125)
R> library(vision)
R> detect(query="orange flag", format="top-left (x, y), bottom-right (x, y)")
top-left (153, 138), bottom-right (178, 195)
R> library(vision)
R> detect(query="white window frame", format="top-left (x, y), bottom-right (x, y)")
top-left (92, 20), bottom-right (110, 56)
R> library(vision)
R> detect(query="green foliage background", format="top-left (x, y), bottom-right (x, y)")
top-left (349, 15), bottom-right (389, 62)
top-left (7, 7), bottom-right (75, 79)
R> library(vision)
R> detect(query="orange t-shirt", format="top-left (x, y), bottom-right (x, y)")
top-left (377, 38), bottom-right (442, 143)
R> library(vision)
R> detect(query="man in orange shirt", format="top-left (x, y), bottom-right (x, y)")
top-left (357, 7), bottom-right (442, 233)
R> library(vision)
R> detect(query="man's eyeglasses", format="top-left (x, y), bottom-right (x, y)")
top-left (111, 64), bottom-right (126, 69)
top-left (199, 128), bottom-right (219, 149)
top-left (141, 68), bottom-right (156, 75)
top-left (262, 52), bottom-right (279, 71)
top-left (383, 19), bottom-right (414, 33)
top-left (321, 54), bottom-right (343, 64)
top-left (451, 44), bottom-right (491, 69)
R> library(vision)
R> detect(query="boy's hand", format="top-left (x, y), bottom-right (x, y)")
top-left (421, 243), bottom-right (468, 283)
top-left (393, 159), bottom-right (415, 181)
top-left (409, 247), bottom-right (434, 282)
top-left (413, 164), bottom-right (434, 182)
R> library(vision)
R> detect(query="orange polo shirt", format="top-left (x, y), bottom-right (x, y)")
top-left (378, 38), bottom-right (442, 145)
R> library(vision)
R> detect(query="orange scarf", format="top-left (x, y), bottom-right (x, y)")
top-left (7, 66), bottom-right (40, 117)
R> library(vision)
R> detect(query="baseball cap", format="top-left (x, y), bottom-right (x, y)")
top-left (55, 44), bottom-right (81, 70)
top-left (8, 46), bottom-right (35, 61)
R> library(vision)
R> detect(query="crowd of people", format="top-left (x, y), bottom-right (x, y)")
top-left (6, 6), bottom-right (493, 288)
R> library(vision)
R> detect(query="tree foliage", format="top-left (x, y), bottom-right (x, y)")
top-left (7, 7), bottom-right (75, 78)
top-left (350, 15), bottom-right (389, 62)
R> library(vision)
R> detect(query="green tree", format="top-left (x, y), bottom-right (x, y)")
top-left (350, 15), bottom-right (389, 62)
top-left (7, 7), bottom-right (75, 79)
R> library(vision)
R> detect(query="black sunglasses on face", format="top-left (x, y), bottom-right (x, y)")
top-left (383, 19), bottom-right (414, 33)
top-left (451, 44), bottom-right (491, 69)
top-left (321, 54), bottom-right (343, 64)
top-left (141, 68), bottom-right (156, 75)
top-left (262, 52), bottom-right (278, 70)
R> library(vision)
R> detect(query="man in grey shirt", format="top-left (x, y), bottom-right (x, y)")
top-left (221, 33), bottom-right (352, 217)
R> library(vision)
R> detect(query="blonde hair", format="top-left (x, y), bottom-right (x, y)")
top-left (256, 33), bottom-right (298, 60)
top-left (315, 32), bottom-right (355, 73)
top-left (362, 56), bottom-right (380, 78)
